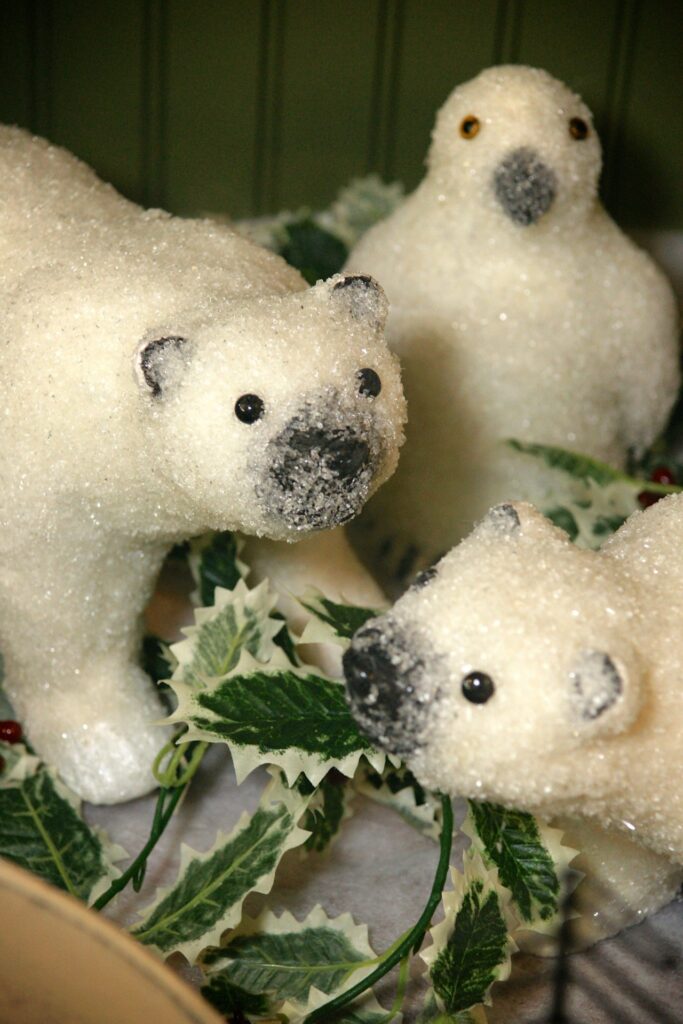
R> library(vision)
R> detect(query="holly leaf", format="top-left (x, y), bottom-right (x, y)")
top-left (299, 589), bottom-right (380, 646)
top-left (280, 217), bottom-right (349, 285)
top-left (465, 802), bottom-right (562, 927)
top-left (0, 741), bottom-right (40, 783)
top-left (169, 647), bottom-right (385, 786)
top-left (170, 580), bottom-right (283, 690)
top-left (131, 775), bottom-right (311, 961)
top-left (189, 530), bottom-right (247, 606)
top-left (422, 851), bottom-right (513, 1014)
top-left (507, 440), bottom-right (682, 548)
top-left (284, 985), bottom-right (394, 1024)
top-left (0, 755), bottom-right (123, 903)
top-left (354, 761), bottom-right (441, 840)
top-left (303, 772), bottom-right (353, 853)
top-left (201, 905), bottom-right (376, 1012)
top-left (417, 992), bottom-right (488, 1023)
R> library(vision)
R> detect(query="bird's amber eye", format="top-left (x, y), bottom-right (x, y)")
top-left (569, 117), bottom-right (589, 140)
top-left (460, 115), bottom-right (480, 139)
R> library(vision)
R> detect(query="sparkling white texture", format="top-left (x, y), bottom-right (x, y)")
top-left (346, 496), bottom-right (683, 934)
top-left (345, 65), bottom-right (680, 584)
top-left (0, 126), bottom-right (405, 804)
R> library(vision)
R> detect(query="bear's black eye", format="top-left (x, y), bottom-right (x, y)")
top-left (569, 117), bottom-right (589, 140)
top-left (357, 368), bottom-right (381, 398)
top-left (461, 671), bottom-right (495, 704)
top-left (235, 393), bottom-right (265, 424)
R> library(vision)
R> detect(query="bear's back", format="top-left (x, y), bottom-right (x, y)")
top-left (0, 125), bottom-right (304, 301)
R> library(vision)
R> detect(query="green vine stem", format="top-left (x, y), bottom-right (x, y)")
top-left (303, 793), bottom-right (454, 1024)
top-left (92, 740), bottom-right (208, 911)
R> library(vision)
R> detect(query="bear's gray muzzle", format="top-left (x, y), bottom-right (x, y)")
top-left (343, 622), bottom-right (427, 757)
top-left (262, 409), bottom-right (380, 531)
top-left (493, 147), bottom-right (557, 226)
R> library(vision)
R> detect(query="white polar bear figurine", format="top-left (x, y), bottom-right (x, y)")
top-left (346, 65), bottom-right (680, 588)
top-left (344, 497), bottom-right (683, 941)
top-left (0, 126), bottom-right (406, 804)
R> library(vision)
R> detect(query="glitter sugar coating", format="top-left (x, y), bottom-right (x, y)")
top-left (346, 65), bottom-right (680, 588)
top-left (0, 126), bottom-right (406, 804)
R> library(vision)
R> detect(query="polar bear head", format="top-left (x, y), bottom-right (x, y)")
top-left (344, 503), bottom-right (644, 811)
top-left (427, 65), bottom-right (602, 230)
top-left (135, 271), bottom-right (405, 539)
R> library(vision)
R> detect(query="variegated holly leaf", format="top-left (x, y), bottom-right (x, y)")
top-left (0, 741), bottom-right (40, 783)
top-left (189, 530), bottom-right (247, 606)
top-left (201, 905), bottom-right (376, 1014)
top-left (354, 761), bottom-right (441, 840)
top-left (302, 771), bottom-right (353, 854)
top-left (0, 754), bottom-right (123, 903)
top-left (170, 580), bottom-right (283, 690)
top-left (169, 647), bottom-right (386, 786)
top-left (417, 992), bottom-right (488, 1023)
top-left (298, 589), bottom-right (380, 647)
top-left (507, 440), bottom-right (681, 548)
top-left (131, 775), bottom-right (311, 961)
top-left (465, 802), bottom-right (574, 931)
top-left (283, 984), bottom-right (395, 1024)
top-left (422, 851), bottom-right (514, 1014)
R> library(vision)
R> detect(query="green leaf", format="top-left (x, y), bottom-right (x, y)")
top-left (201, 906), bottom-right (375, 1009)
top-left (271, 609), bottom-right (300, 666)
top-left (303, 773), bottom-right (351, 853)
top-left (131, 776), bottom-right (310, 961)
top-left (280, 217), bottom-right (349, 285)
top-left (170, 648), bottom-right (383, 786)
top-left (316, 174), bottom-right (405, 248)
top-left (0, 762), bottom-right (122, 902)
top-left (507, 439), bottom-right (663, 548)
top-left (200, 975), bottom-right (270, 1019)
top-left (190, 531), bottom-right (246, 606)
top-left (507, 440), bottom-right (630, 487)
top-left (354, 761), bottom-right (440, 840)
top-left (170, 580), bottom-right (283, 690)
top-left (422, 857), bottom-right (511, 1015)
top-left (141, 634), bottom-right (174, 685)
top-left (418, 992), bottom-right (488, 1023)
top-left (466, 802), bottom-right (560, 925)
top-left (299, 591), bottom-right (380, 646)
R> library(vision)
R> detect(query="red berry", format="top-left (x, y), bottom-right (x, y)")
top-left (0, 720), bottom-right (22, 744)
top-left (638, 491), bottom-right (660, 509)
top-left (650, 465), bottom-right (676, 486)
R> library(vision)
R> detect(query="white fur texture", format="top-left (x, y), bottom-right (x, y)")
top-left (344, 496), bottom-right (683, 936)
top-left (0, 126), bottom-right (405, 803)
top-left (346, 65), bottom-right (679, 587)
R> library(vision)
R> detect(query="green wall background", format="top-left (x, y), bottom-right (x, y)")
top-left (1, 0), bottom-right (681, 227)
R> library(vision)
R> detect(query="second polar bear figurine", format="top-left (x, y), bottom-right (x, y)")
top-left (346, 65), bottom-right (680, 588)
top-left (344, 497), bottom-right (683, 941)
top-left (0, 126), bottom-right (406, 804)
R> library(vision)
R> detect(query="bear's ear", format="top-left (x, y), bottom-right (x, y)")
top-left (137, 335), bottom-right (192, 398)
top-left (329, 274), bottom-right (388, 332)
top-left (482, 503), bottom-right (522, 535)
top-left (568, 649), bottom-right (641, 735)
top-left (476, 502), bottom-right (571, 547)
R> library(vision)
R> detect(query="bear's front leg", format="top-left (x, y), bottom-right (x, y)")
top-left (0, 531), bottom-right (171, 803)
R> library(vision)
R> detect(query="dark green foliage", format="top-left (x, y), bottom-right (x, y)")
top-left (192, 670), bottom-right (374, 759)
top-left (280, 218), bottom-right (348, 284)
top-left (468, 801), bottom-right (559, 923)
top-left (431, 880), bottom-right (508, 1013)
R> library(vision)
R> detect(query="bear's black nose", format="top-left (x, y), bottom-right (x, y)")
top-left (343, 633), bottom-right (403, 721)
top-left (285, 426), bottom-right (370, 483)
top-left (493, 147), bottom-right (557, 226)
top-left (324, 434), bottom-right (370, 481)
